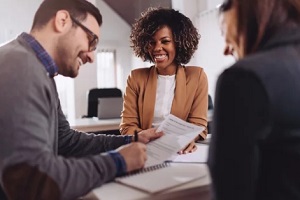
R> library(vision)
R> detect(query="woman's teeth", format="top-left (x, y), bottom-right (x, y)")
top-left (154, 54), bottom-right (167, 61)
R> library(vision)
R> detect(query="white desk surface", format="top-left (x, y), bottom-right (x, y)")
top-left (91, 164), bottom-right (211, 200)
top-left (69, 117), bottom-right (121, 132)
top-left (69, 112), bottom-right (212, 133)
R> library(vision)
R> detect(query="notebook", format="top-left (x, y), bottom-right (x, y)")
top-left (115, 162), bottom-right (207, 194)
top-left (97, 97), bottom-right (123, 119)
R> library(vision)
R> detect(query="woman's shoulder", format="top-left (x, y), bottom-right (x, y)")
top-left (184, 66), bottom-right (204, 72)
top-left (130, 66), bottom-right (155, 77)
top-left (182, 66), bottom-right (206, 78)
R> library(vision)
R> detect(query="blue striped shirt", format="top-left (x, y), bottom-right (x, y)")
top-left (20, 32), bottom-right (58, 77)
top-left (108, 136), bottom-right (133, 176)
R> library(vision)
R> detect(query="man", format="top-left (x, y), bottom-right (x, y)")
top-left (0, 0), bottom-right (162, 199)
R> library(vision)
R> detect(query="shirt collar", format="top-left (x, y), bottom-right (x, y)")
top-left (20, 32), bottom-right (58, 77)
top-left (261, 26), bottom-right (300, 51)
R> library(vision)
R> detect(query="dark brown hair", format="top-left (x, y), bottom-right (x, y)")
top-left (31, 0), bottom-right (102, 30)
top-left (130, 7), bottom-right (200, 65)
top-left (220, 0), bottom-right (300, 55)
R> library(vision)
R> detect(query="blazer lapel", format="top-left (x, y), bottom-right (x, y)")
top-left (171, 66), bottom-right (186, 120)
top-left (142, 66), bottom-right (157, 129)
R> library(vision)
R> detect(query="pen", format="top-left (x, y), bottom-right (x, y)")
top-left (134, 130), bottom-right (138, 142)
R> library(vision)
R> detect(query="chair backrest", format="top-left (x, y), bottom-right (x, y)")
top-left (207, 94), bottom-right (214, 134)
top-left (208, 94), bottom-right (214, 110)
top-left (86, 88), bottom-right (122, 118)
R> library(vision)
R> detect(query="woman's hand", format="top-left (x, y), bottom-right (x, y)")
top-left (178, 141), bottom-right (197, 154)
top-left (134, 128), bottom-right (163, 144)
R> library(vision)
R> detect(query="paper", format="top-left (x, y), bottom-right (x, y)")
top-left (145, 114), bottom-right (205, 167)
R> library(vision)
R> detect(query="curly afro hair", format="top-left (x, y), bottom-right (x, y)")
top-left (130, 7), bottom-right (200, 65)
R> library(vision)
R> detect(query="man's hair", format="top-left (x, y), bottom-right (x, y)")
top-left (31, 0), bottom-right (102, 30)
top-left (130, 7), bottom-right (200, 65)
top-left (219, 0), bottom-right (300, 55)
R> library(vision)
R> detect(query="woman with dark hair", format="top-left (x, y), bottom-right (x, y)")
top-left (209, 0), bottom-right (300, 199)
top-left (120, 7), bottom-right (208, 154)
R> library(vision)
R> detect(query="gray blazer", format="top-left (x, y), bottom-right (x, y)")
top-left (0, 36), bottom-right (129, 199)
top-left (209, 27), bottom-right (300, 200)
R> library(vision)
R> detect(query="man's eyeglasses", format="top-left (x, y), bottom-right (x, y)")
top-left (70, 15), bottom-right (99, 52)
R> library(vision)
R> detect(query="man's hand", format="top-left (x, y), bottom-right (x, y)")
top-left (135, 128), bottom-right (163, 143)
top-left (117, 142), bottom-right (147, 172)
top-left (118, 128), bottom-right (163, 172)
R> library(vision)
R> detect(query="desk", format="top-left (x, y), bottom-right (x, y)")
top-left (69, 118), bottom-right (121, 132)
top-left (89, 164), bottom-right (211, 200)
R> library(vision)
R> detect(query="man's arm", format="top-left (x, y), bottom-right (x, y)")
top-left (208, 67), bottom-right (271, 200)
top-left (57, 101), bottom-right (132, 157)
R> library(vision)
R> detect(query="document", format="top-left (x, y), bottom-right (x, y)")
top-left (145, 114), bottom-right (205, 167)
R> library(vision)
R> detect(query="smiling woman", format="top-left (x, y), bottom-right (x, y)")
top-left (120, 7), bottom-right (209, 154)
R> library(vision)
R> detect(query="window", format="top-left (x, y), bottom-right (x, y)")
top-left (54, 75), bottom-right (75, 120)
top-left (97, 50), bottom-right (117, 88)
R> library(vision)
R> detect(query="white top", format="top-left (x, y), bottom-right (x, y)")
top-left (152, 74), bottom-right (175, 127)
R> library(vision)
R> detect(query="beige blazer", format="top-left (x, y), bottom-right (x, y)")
top-left (120, 65), bottom-right (208, 139)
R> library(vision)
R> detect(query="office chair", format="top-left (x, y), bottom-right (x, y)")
top-left (83, 88), bottom-right (122, 135)
top-left (208, 94), bottom-right (214, 110)
top-left (207, 95), bottom-right (214, 134)
top-left (84, 88), bottom-right (122, 118)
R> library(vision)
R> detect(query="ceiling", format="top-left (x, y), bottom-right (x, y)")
top-left (103, 0), bottom-right (172, 26)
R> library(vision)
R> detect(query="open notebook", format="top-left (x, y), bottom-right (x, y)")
top-left (115, 163), bottom-right (207, 194)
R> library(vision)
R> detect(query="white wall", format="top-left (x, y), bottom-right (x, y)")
top-left (207, 0), bottom-right (224, 9)
top-left (172, 0), bottom-right (201, 21)
top-left (195, 8), bottom-right (234, 100)
top-left (0, 0), bottom-right (42, 43)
